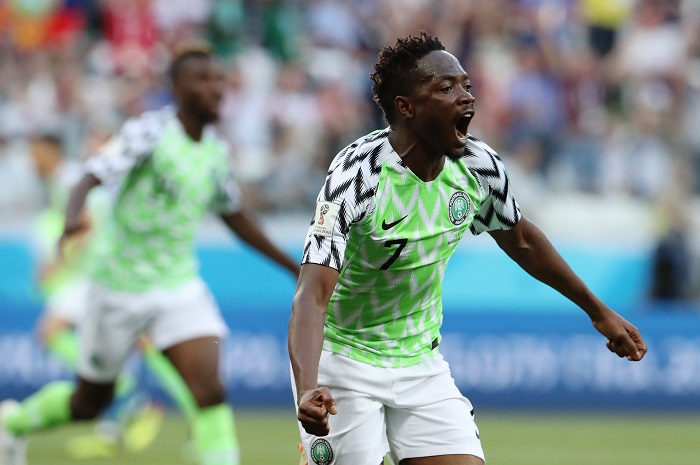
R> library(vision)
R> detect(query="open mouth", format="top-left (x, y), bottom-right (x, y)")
top-left (455, 113), bottom-right (473, 140)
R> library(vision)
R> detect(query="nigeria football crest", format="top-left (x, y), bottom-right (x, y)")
top-left (309, 438), bottom-right (333, 465)
top-left (448, 191), bottom-right (470, 225)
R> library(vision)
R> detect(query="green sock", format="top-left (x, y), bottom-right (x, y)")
top-left (113, 370), bottom-right (136, 398)
top-left (141, 343), bottom-right (197, 422)
top-left (193, 403), bottom-right (240, 465)
top-left (5, 381), bottom-right (73, 436)
top-left (45, 328), bottom-right (79, 370)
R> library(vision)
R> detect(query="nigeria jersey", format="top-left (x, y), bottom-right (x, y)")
top-left (302, 129), bottom-right (521, 368)
top-left (85, 106), bottom-right (242, 292)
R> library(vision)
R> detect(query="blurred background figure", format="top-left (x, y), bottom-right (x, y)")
top-left (27, 131), bottom-right (166, 459)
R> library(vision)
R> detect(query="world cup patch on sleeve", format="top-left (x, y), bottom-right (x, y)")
top-left (312, 201), bottom-right (341, 237)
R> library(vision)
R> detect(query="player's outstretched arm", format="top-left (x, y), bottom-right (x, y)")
top-left (289, 263), bottom-right (340, 436)
top-left (59, 173), bottom-right (101, 256)
top-left (220, 211), bottom-right (300, 278)
top-left (488, 217), bottom-right (647, 362)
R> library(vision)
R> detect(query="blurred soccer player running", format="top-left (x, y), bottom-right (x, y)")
top-left (0, 43), bottom-right (300, 465)
top-left (289, 32), bottom-right (647, 465)
top-left (27, 132), bottom-right (172, 459)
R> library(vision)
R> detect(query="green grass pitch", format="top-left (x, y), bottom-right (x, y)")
top-left (26, 409), bottom-right (700, 465)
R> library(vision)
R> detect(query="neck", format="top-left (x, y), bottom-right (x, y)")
top-left (388, 128), bottom-right (444, 182)
top-left (177, 109), bottom-right (205, 142)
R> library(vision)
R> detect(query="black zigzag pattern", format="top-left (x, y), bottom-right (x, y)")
top-left (368, 128), bottom-right (389, 142)
top-left (336, 202), bottom-right (350, 236)
top-left (314, 234), bottom-right (325, 249)
top-left (353, 167), bottom-right (375, 206)
top-left (321, 248), bottom-right (333, 267)
top-left (302, 241), bottom-right (312, 263)
top-left (464, 137), bottom-right (521, 234)
top-left (368, 142), bottom-right (383, 175)
top-left (324, 141), bottom-right (385, 204)
top-left (87, 107), bottom-right (170, 179)
top-left (324, 176), bottom-right (353, 202)
top-left (340, 142), bottom-right (361, 171)
top-left (312, 239), bottom-right (342, 269)
top-left (303, 131), bottom-right (392, 271)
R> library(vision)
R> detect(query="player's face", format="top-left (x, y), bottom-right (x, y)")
top-left (407, 50), bottom-right (475, 159)
top-left (175, 57), bottom-right (225, 124)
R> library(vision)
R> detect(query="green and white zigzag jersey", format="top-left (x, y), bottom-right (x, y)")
top-left (85, 106), bottom-right (242, 292)
top-left (302, 129), bottom-right (521, 368)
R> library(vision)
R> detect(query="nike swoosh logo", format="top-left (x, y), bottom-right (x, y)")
top-left (381, 215), bottom-right (407, 230)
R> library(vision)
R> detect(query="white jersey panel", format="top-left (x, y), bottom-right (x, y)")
top-left (464, 135), bottom-right (521, 235)
top-left (302, 129), bottom-right (390, 270)
top-left (85, 107), bottom-right (174, 184)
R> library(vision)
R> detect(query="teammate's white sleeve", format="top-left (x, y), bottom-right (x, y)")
top-left (84, 109), bottom-right (168, 183)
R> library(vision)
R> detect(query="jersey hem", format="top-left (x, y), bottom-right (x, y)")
top-left (301, 259), bottom-right (341, 272)
top-left (322, 341), bottom-right (440, 369)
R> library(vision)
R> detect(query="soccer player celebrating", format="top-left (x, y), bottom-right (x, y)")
top-left (289, 32), bottom-right (647, 465)
top-left (0, 43), bottom-right (300, 465)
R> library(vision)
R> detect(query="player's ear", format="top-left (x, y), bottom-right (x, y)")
top-left (394, 96), bottom-right (413, 119)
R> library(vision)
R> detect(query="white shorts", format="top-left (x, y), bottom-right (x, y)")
top-left (78, 278), bottom-right (229, 383)
top-left (293, 351), bottom-right (484, 465)
top-left (44, 279), bottom-right (91, 324)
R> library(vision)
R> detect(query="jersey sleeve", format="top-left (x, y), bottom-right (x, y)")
top-left (84, 111), bottom-right (165, 183)
top-left (468, 141), bottom-right (522, 235)
top-left (301, 141), bottom-right (375, 271)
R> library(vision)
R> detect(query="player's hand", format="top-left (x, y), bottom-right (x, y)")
top-left (591, 309), bottom-right (647, 361)
top-left (297, 387), bottom-right (337, 437)
top-left (57, 216), bottom-right (90, 258)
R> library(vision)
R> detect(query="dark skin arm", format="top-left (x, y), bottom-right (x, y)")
top-left (62, 180), bottom-right (300, 279)
top-left (289, 263), bottom-right (339, 436)
top-left (489, 217), bottom-right (647, 361)
top-left (59, 173), bottom-right (102, 254)
top-left (220, 211), bottom-right (300, 279)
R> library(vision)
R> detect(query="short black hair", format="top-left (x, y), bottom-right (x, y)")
top-left (370, 31), bottom-right (445, 124)
top-left (168, 42), bottom-right (213, 84)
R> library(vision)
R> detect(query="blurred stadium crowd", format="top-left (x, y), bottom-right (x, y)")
top-left (0, 0), bottom-right (699, 299)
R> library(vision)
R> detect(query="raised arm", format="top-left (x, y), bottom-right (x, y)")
top-left (289, 263), bottom-right (339, 436)
top-left (488, 216), bottom-right (647, 361)
top-left (220, 211), bottom-right (300, 279)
